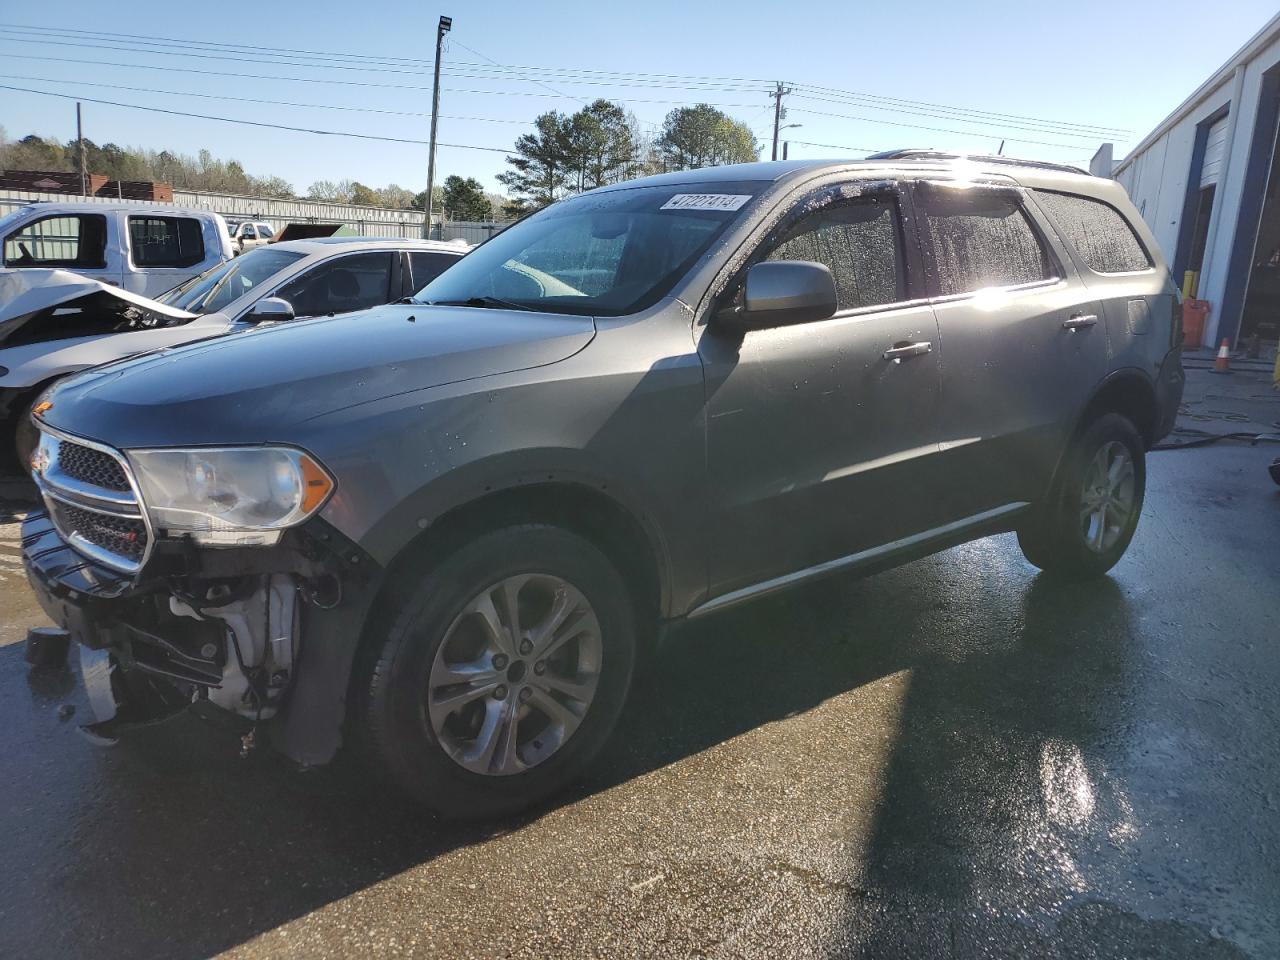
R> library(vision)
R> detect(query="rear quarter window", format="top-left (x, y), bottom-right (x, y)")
top-left (1032, 191), bottom-right (1152, 274)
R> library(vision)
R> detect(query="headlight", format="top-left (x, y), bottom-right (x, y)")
top-left (126, 446), bottom-right (333, 545)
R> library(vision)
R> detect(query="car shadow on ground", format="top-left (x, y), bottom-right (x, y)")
top-left (2, 547), bottom-right (1245, 958)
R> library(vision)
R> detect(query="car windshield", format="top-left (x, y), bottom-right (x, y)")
top-left (415, 182), bottom-right (762, 316)
top-left (158, 247), bottom-right (305, 314)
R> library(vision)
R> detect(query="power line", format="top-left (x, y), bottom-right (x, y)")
top-left (0, 54), bottom-right (762, 108)
top-left (450, 37), bottom-right (587, 107)
top-left (0, 25), bottom-right (1129, 136)
top-left (791, 93), bottom-right (1125, 141)
top-left (787, 139), bottom-right (881, 154)
top-left (0, 22), bottom-right (777, 82)
top-left (0, 83), bottom-right (514, 152)
top-left (786, 104), bottom-right (1110, 151)
top-left (0, 34), bottom-right (771, 93)
top-left (0, 72), bottom-right (566, 124)
top-left (793, 83), bottom-right (1129, 136)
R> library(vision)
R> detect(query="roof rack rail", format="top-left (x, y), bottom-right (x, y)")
top-left (864, 149), bottom-right (1089, 177)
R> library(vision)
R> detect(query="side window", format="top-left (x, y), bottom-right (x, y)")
top-left (1032, 191), bottom-right (1152, 274)
top-left (764, 196), bottom-right (906, 311)
top-left (919, 185), bottom-right (1054, 295)
top-left (277, 252), bottom-right (393, 316)
top-left (3, 214), bottom-right (108, 268)
top-left (257, 224), bottom-right (274, 240)
top-left (128, 216), bottom-right (206, 268)
top-left (409, 251), bottom-right (459, 290)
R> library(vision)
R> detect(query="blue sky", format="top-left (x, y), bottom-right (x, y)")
top-left (1, 0), bottom-right (1276, 199)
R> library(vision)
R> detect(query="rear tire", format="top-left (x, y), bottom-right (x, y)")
top-left (1018, 413), bottom-right (1145, 579)
top-left (354, 524), bottom-right (636, 819)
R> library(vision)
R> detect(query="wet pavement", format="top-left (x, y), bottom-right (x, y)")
top-left (1, 398), bottom-right (1278, 957)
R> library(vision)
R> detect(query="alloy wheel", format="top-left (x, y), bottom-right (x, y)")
top-left (426, 573), bottom-right (603, 776)
top-left (1079, 440), bottom-right (1136, 553)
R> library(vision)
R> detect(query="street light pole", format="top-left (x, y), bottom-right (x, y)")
top-left (777, 124), bottom-right (801, 163)
top-left (423, 15), bottom-right (452, 240)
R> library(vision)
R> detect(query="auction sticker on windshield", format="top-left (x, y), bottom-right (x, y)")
top-left (660, 194), bottom-right (752, 212)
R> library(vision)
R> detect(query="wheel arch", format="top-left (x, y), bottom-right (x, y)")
top-left (1076, 368), bottom-right (1160, 449)
top-left (1037, 368), bottom-right (1158, 506)
top-left (377, 477), bottom-right (670, 625)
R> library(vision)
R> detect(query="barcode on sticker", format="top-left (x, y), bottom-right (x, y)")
top-left (660, 194), bottom-right (752, 212)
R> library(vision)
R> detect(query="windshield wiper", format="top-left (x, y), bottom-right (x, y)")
top-left (395, 296), bottom-right (421, 304)
top-left (426, 296), bottom-right (534, 312)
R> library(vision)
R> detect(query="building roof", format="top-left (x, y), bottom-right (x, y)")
top-left (1114, 12), bottom-right (1280, 176)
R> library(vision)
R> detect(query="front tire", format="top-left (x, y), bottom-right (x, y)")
top-left (355, 524), bottom-right (636, 818)
top-left (1018, 413), bottom-right (1146, 579)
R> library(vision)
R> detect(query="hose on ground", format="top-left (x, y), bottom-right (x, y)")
top-left (1153, 429), bottom-right (1280, 451)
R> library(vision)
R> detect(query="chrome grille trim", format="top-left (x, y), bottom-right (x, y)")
top-left (31, 424), bottom-right (155, 574)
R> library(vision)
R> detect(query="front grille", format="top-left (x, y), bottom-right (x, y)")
top-left (35, 430), bottom-right (151, 572)
top-left (52, 501), bottom-right (148, 564)
top-left (58, 441), bottom-right (131, 491)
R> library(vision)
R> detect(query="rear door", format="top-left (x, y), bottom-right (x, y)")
top-left (1026, 189), bottom-right (1168, 380)
top-left (912, 180), bottom-right (1107, 519)
top-left (699, 180), bottom-right (946, 597)
top-left (124, 214), bottom-right (210, 296)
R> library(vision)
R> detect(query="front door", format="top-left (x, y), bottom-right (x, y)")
top-left (912, 180), bottom-right (1109, 519)
top-left (699, 182), bottom-right (945, 598)
top-left (1, 212), bottom-right (123, 287)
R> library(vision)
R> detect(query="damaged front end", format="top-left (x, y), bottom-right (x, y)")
top-left (22, 425), bottom-right (380, 763)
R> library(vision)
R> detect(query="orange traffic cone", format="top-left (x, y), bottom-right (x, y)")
top-left (1211, 338), bottom-right (1231, 374)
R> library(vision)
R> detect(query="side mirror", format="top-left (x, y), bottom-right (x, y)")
top-left (726, 261), bottom-right (838, 330)
top-left (243, 296), bottom-right (295, 324)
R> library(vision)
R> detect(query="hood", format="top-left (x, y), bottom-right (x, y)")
top-left (0, 269), bottom-right (197, 330)
top-left (39, 303), bottom-right (595, 447)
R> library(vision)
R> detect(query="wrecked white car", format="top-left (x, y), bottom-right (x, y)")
top-left (0, 236), bottom-right (468, 463)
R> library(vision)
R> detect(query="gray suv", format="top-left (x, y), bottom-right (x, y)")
top-left (22, 155), bottom-right (1183, 817)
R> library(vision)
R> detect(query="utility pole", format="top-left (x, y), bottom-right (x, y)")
top-left (76, 102), bottom-right (87, 196)
top-left (423, 14), bottom-right (452, 240)
top-left (770, 82), bottom-right (792, 162)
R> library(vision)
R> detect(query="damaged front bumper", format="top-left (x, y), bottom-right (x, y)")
top-left (22, 508), bottom-right (383, 764)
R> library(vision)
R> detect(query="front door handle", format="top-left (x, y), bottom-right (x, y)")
top-left (1062, 313), bottom-right (1098, 330)
top-left (883, 341), bottom-right (932, 362)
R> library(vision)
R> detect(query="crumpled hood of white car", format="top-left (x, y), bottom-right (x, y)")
top-left (0, 268), bottom-right (197, 328)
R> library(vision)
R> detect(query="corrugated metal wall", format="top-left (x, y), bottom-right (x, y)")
top-left (0, 189), bottom-right (512, 242)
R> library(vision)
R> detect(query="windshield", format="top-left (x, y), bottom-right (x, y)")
top-left (158, 247), bottom-right (305, 314)
top-left (415, 182), bottom-right (761, 316)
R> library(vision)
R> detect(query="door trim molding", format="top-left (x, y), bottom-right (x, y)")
top-left (686, 501), bottom-right (1030, 620)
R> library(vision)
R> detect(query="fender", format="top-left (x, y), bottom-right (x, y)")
top-left (359, 446), bottom-right (682, 615)
top-left (276, 452), bottom-right (684, 767)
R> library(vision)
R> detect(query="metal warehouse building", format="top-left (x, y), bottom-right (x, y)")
top-left (1110, 13), bottom-right (1280, 352)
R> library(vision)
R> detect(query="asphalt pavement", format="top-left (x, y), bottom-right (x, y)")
top-left (0, 390), bottom-right (1278, 958)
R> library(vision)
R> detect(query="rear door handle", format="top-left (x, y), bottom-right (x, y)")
top-left (883, 341), bottom-right (932, 362)
top-left (1062, 313), bottom-right (1098, 330)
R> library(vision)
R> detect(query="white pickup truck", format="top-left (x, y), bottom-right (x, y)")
top-left (225, 219), bottom-right (276, 255)
top-left (0, 202), bottom-right (233, 298)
